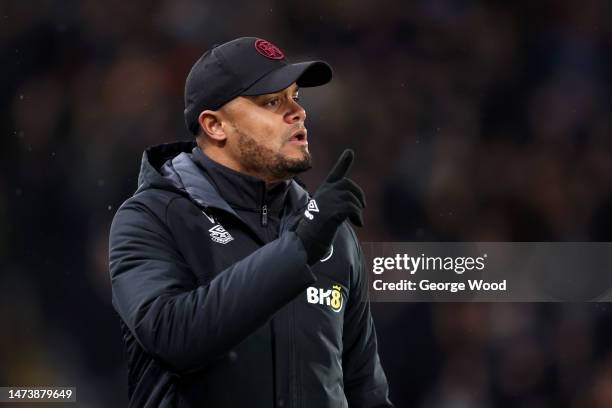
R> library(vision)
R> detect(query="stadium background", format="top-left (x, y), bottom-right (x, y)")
top-left (2, 0), bottom-right (612, 406)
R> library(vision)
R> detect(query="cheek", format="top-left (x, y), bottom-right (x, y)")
top-left (230, 109), bottom-right (287, 149)
top-left (249, 121), bottom-right (286, 149)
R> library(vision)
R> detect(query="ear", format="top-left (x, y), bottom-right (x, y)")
top-left (198, 110), bottom-right (227, 142)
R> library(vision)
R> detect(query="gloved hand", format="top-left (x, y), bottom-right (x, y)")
top-left (295, 149), bottom-right (366, 265)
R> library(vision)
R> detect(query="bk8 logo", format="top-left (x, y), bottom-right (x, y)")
top-left (306, 284), bottom-right (343, 313)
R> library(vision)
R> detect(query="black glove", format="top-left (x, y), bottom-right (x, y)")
top-left (295, 149), bottom-right (366, 265)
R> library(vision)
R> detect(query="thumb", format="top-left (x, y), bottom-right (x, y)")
top-left (325, 149), bottom-right (354, 183)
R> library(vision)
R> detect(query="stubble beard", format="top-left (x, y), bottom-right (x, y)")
top-left (235, 127), bottom-right (312, 181)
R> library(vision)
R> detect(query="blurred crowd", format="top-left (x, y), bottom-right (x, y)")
top-left (2, 0), bottom-right (612, 406)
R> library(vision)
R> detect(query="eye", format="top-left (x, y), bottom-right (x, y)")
top-left (264, 98), bottom-right (279, 108)
top-left (292, 95), bottom-right (300, 102)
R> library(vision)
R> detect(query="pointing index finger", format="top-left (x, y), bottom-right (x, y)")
top-left (326, 149), bottom-right (354, 183)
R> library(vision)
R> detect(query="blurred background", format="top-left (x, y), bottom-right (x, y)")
top-left (2, 0), bottom-right (612, 406)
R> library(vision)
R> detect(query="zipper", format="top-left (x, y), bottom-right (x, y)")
top-left (261, 204), bottom-right (268, 226)
top-left (260, 183), bottom-right (268, 227)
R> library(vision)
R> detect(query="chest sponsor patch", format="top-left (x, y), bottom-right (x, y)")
top-left (208, 224), bottom-right (234, 244)
top-left (306, 283), bottom-right (344, 313)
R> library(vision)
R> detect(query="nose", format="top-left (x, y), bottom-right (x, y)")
top-left (285, 100), bottom-right (306, 124)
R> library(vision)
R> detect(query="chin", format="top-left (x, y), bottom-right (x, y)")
top-left (272, 148), bottom-right (311, 177)
top-left (285, 145), bottom-right (309, 159)
top-left (287, 151), bottom-right (307, 162)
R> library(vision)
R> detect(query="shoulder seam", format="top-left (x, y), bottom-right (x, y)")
top-left (164, 195), bottom-right (187, 226)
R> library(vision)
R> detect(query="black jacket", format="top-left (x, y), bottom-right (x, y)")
top-left (109, 142), bottom-right (393, 408)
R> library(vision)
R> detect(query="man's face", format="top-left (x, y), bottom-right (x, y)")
top-left (219, 83), bottom-right (311, 182)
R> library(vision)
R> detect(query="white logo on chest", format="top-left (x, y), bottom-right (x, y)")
top-left (208, 224), bottom-right (234, 244)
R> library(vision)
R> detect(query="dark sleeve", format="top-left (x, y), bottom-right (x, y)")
top-left (342, 228), bottom-right (394, 408)
top-left (109, 199), bottom-right (316, 375)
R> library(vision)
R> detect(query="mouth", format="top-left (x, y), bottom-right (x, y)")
top-left (289, 129), bottom-right (308, 145)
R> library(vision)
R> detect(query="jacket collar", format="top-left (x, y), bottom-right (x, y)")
top-left (137, 141), bottom-right (310, 219)
top-left (191, 147), bottom-right (290, 215)
top-left (166, 151), bottom-right (238, 215)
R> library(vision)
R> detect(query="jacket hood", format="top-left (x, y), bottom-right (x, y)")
top-left (135, 141), bottom-right (310, 215)
top-left (136, 141), bottom-right (195, 192)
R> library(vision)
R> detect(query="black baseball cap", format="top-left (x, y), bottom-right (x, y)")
top-left (184, 37), bottom-right (333, 134)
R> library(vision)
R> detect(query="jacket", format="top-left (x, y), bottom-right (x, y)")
top-left (109, 141), bottom-right (393, 407)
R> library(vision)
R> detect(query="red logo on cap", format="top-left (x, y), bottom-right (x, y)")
top-left (254, 39), bottom-right (284, 60)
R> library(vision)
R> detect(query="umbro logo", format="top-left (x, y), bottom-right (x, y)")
top-left (209, 224), bottom-right (234, 244)
top-left (307, 200), bottom-right (319, 212)
top-left (304, 199), bottom-right (319, 220)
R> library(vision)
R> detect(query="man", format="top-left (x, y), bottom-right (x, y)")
top-left (109, 37), bottom-right (393, 408)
